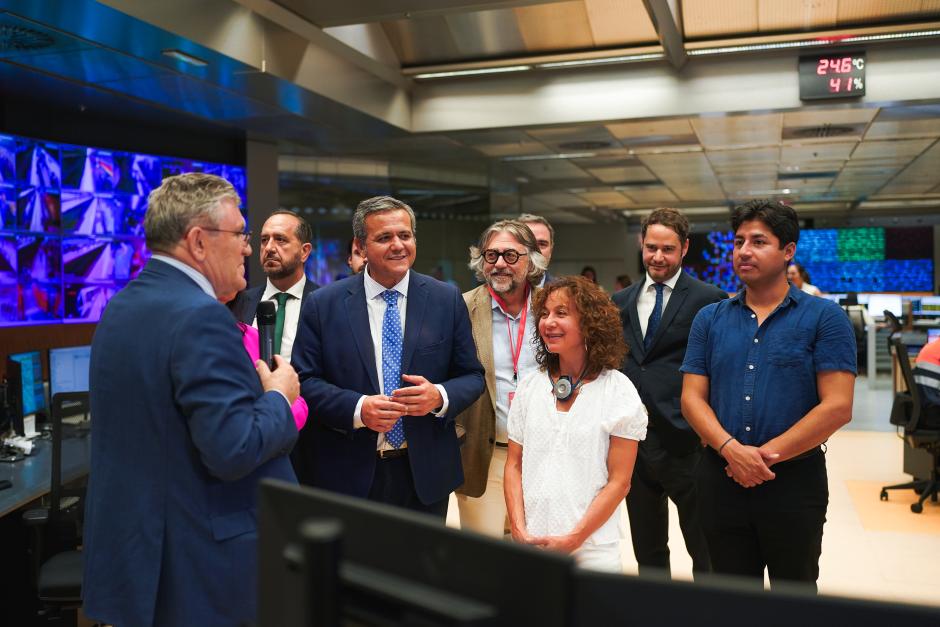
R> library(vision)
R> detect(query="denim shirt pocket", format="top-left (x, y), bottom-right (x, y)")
top-left (767, 328), bottom-right (813, 367)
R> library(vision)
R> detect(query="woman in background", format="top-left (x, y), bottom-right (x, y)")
top-left (787, 262), bottom-right (822, 296)
top-left (504, 277), bottom-right (647, 572)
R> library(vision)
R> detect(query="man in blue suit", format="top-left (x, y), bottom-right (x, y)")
top-left (292, 196), bottom-right (485, 518)
top-left (83, 173), bottom-right (302, 627)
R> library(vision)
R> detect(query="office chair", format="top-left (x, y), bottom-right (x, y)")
top-left (23, 392), bottom-right (89, 624)
top-left (879, 338), bottom-right (940, 513)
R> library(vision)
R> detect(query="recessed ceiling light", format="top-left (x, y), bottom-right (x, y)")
top-left (413, 65), bottom-right (531, 80)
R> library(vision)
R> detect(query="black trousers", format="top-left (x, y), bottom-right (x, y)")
top-left (367, 454), bottom-right (449, 520)
top-left (626, 431), bottom-right (711, 578)
top-left (696, 447), bottom-right (828, 591)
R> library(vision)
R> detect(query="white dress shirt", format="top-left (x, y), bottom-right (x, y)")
top-left (637, 269), bottom-right (682, 338)
top-left (254, 275), bottom-right (307, 362)
top-left (491, 292), bottom-right (538, 443)
top-left (353, 269), bottom-right (449, 449)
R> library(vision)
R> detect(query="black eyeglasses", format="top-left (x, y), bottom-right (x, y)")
top-left (481, 249), bottom-right (527, 265)
top-left (203, 227), bottom-right (252, 244)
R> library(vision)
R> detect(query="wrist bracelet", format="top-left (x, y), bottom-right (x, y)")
top-left (718, 436), bottom-right (734, 454)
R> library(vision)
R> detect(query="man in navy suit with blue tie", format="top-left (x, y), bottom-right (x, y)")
top-left (292, 196), bottom-right (485, 518)
top-left (83, 173), bottom-right (301, 626)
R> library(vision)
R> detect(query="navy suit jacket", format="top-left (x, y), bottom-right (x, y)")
top-left (613, 272), bottom-right (727, 455)
top-left (229, 276), bottom-right (318, 325)
top-left (83, 260), bottom-right (298, 627)
top-left (291, 270), bottom-right (485, 505)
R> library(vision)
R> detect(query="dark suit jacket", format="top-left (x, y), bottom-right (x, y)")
top-left (613, 272), bottom-right (726, 455)
top-left (83, 259), bottom-right (298, 627)
top-left (291, 270), bottom-right (485, 505)
top-left (230, 276), bottom-right (318, 325)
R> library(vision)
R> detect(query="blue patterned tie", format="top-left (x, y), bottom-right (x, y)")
top-left (382, 290), bottom-right (405, 448)
top-left (644, 283), bottom-right (665, 351)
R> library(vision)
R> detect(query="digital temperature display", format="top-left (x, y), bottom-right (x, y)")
top-left (798, 51), bottom-right (866, 100)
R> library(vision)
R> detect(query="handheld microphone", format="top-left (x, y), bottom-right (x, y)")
top-left (256, 300), bottom-right (277, 370)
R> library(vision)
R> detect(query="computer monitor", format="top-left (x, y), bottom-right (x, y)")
top-left (258, 479), bottom-right (574, 627)
top-left (49, 345), bottom-right (91, 397)
top-left (927, 328), bottom-right (940, 344)
top-left (8, 351), bottom-right (46, 432)
top-left (913, 295), bottom-right (940, 317)
top-left (866, 293), bottom-right (903, 319)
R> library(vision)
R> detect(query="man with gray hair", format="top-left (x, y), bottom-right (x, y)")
top-left (455, 219), bottom-right (547, 536)
top-left (83, 173), bottom-right (301, 627)
top-left (292, 195), bottom-right (484, 518)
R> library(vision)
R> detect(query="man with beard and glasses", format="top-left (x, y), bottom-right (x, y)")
top-left (455, 220), bottom-right (547, 536)
top-left (232, 210), bottom-right (318, 363)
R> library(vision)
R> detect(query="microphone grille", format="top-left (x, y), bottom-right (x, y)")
top-left (257, 299), bottom-right (277, 324)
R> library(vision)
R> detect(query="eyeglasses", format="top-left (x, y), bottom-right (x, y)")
top-left (481, 249), bottom-right (527, 265)
top-left (203, 227), bottom-right (252, 244)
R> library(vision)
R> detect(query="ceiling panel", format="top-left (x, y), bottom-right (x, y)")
top-left (576, 189), bottom-right (632, 206)
top-left (513, 1), bottom-right (595, 52)
top-left (693, 114), bottom-right (783, 149)
top-left (620, 185), bottom-right (678, 204)
top-left (526, 190), bottom-right (590, 207)
top-left (779, 160), bottom-right (846, 173)
top-left (606, 118), bottom-right (696, 139)
top-left (707, 146), bottom-right (780, 167)
top-left (758, 0), bottom-right (838, 32)
top-left (583, 0), bottom-right (658, 45)
top-left (382, 17), bottom-right (459, 65)
top-left (525, 124), bottom-right (618, 145)
top-left (864, 119), bottom-right (940, 139)
top-left (783, 108), bottom-right (879, 128)
top-left (585, 165), bottom-right (657, 183)
top-left (683, 0), bottom-right (758, 38)
top-left (474, 142), bottom-right (553, 156)
top-left (510, 159), bottom-right (595, 180)
top-left (851, 138), bottom-right (934, 160)
top-left (836, 0), bottom-right (934, 23)
top-left (443, 9), bottom-right (527, 58)
top-left (781, 142), bottom-right (856, 163)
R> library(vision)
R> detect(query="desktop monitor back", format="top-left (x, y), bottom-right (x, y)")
top-left (574, 568), bottom-right (940, 627)
top-left (258, 479), bottom-right (574, 627)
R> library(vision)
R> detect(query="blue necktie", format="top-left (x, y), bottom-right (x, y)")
top-left (644, 283), bottom-right (665, 351)
top-left (382, 290), bottom-right (405, 448)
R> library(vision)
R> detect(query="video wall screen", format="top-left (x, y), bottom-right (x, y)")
top-left (684, 226), bottom-right (934, 293)
top-left (0, 134), bottom-right (246, 327)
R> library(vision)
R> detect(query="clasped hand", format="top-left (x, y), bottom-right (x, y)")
top-left (360, 374), bottom-right (442, 433)
top-left (722, 441), bottom-right (779, 488)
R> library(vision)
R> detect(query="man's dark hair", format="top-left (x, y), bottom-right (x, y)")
top-left (731, 199), bottom-right (799, 248)
top-left (269, 209), bottom-right (313, 244)
top-left (642, 207), bottom-right (690, 243)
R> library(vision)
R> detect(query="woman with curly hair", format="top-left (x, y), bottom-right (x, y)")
top-left (504, 276), bottom-right (647, 571)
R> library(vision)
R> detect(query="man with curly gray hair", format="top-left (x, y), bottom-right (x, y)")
top-left (456, 219), bottom-right (547, 536)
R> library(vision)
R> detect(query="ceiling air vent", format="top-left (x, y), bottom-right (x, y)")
top-left (0, 24), bottom-right (54, 52)
top-left (558, 140), bottom-right (611, 150)
top-left (785, 124), bottom-right (861, 140)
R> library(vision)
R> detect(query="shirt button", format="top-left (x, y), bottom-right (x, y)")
top-left (754, 338), bottom-right (759, 343)
top-left (745, 426), bottom-right (751, 432)
top-left (748, 364), bottom-right (754, 370)
top-left (751, 314), bottom-right (756, 319)
top-left (745, 395), bottom-right (751, 401)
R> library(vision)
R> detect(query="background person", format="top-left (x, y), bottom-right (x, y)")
top-left (787, 262), bottom-right (822, 296)
top-left (456, 220), bottom-right (546, 537)
top-left (518, 213), bottom-right (555, 284)
top-left (613, 207), bottom-right (726, 579)
top-left (504, 276), bottom-right (647, 571)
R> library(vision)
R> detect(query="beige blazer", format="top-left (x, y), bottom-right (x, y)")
top-left (455, 284), bottom-right (498, 497)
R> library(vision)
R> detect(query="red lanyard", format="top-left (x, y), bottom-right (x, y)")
top-left (487, 284), bottom-right (529, 382)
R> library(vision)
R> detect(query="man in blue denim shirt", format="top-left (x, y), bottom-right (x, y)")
top-left (680, 199), bottom-right (856, 590)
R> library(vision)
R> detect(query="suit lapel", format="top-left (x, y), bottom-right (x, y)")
top-left (625, 283), bottom-right (646, 360)
top-left (646, 273), bottom-right (690, 353)
top-left (401, 270), bottom-right (428, 374)
top-left (468, 286), bottom-right (497, 413)
top-left (345, 275), bottom-right (380, 394)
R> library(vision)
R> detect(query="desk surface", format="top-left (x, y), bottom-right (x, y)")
top-left (0, 431), bottom-right (91, 518)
